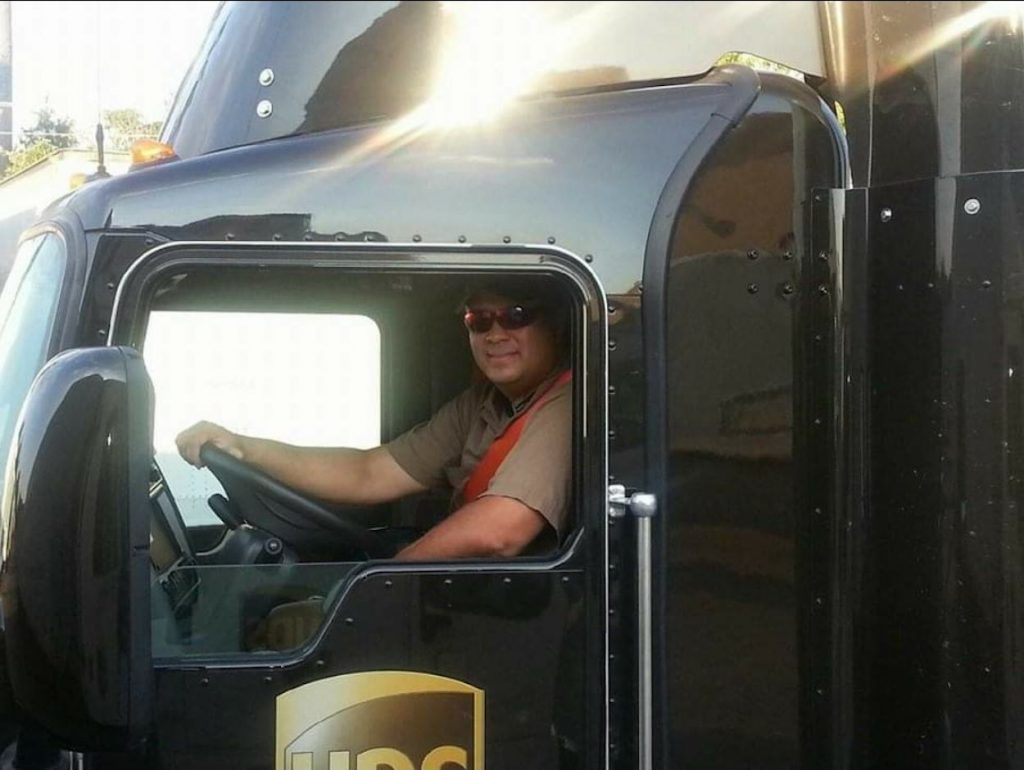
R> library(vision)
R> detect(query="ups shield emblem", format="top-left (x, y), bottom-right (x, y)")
top-left (276, 671), bottom-right (485, 770)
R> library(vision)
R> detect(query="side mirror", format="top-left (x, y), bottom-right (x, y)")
top-left (0, 347), bottom-right (153, 749)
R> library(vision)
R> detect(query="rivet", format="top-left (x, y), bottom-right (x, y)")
top-left (981, 279), bottom-right (993, 289)
top-left (412, 234), bottom-right (422, 243)
top-left (458, 235), bottom-right (467, 243)
top-left (964, 198), bottom-right (981, 215)
top-left (256, 99), bottom-right (273, 118)
top-left (818, 284), bottom-right (830, 296)
top-left (609, 697), bottom-right (617, 705)
top-left (225, 232), bottom-right (235, 240)
top-left (609, 340), bottom-right (617, 351)
top-left (880, 207), bottom-right (893, 223)
top-left (609, 429), bottom-right (617, 440)
top-left (263, 675), bottom-right (273, 684)
top-left (106, 282), bottom-right (116, 290)
top-left (335, 233), bottom-right (345, 241)
top-left (814, 334), bottom-right (824, 342)
top-left (585, 254), bottom-right (594, 263)
top-left (814, 507), bottom-right (823, 515)
top-left (608, 303), bottom-right (617, 314)
top-left (384, 579), bottom-right (393, 588)
top-left (258, 68), bottom-right (275, 87)
top-left (272, 233), bottom-right (282, 241)
top-left (199, 677), bottom-right (209, 687)
top-left (609, 653), bottom-right (616, 660)
top-left (503, 577), bottom-right (512, 584)
top-left (781, 282), bottom-right (794, 295)
top-left (315, 659), bottom-right (326, 668)
top-left (303, 233), bottom-right (313, 241)
top-left (503, 236), bottom-right (511, 244)
top-left (547, 236), bottom-right (556, 244)
top-left (444, 578), bottom-right (453, 586)
top-left (747, 249), bottom-right (759, 260)
top-left (609, 385), bottom-right (617, 395)
top-left (144, 238), bottom-right (154, 246)
top-left (747, 283), bottom-right (759, 294)
top-left (345, 617), bottom-right (354, 626)
top-left (817, 250), bottom-right (829, 262)
top-left (609, 608), bottom-right (616, 616)
top-left (98, 329), bottom-right (107, 338)
top-left (784, 251), bottom-right (794, 261)
top-left (561, 576), bottom-right (570, 583)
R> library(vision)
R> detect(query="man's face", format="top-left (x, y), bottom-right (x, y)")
top-left (465, 292), bottom-right (561, 400)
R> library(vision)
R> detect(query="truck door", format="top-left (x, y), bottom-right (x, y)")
top-left (640, 85), bottom-right (847, 769)
top-left (111, 243), bottom-right (608, 770)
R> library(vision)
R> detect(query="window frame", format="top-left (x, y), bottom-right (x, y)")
top-left (111, 241), bottom-right (605, 667)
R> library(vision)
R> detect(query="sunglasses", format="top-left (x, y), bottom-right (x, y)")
top-left (463, 304), bottom-right (540, 333)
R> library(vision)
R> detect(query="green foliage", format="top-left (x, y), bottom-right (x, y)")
top-left (102, 108), bottom-right (162, 151)
top-left (1, 139), bottom-right (60, 178)
top-left (0, 107), bottom-right (79, 181)
top-left (20, 107), bottom-right (77, 149)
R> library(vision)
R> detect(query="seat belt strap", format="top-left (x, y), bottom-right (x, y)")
top-left (461, 370), bottom-right (572, 503)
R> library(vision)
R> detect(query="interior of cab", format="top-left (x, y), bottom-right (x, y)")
top-left (140, 268), bottom-right (581, 659)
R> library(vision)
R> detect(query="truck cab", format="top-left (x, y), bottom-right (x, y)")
top-left (0, 3), bottom-right (1022, 769)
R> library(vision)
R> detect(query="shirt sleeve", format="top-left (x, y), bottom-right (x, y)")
top-left (385, 387), bottom-right (478, 488)
top-left (481, 384), bottom-right (571, 537)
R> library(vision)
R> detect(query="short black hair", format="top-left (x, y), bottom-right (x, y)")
top-left (461, 275), bottom-right (564, 310)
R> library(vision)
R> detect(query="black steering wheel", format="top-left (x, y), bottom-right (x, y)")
top-left (199, 444), bottom-right (395, 559)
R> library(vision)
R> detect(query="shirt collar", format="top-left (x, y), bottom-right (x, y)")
top-left (494, 368), bottom-right (566, 420)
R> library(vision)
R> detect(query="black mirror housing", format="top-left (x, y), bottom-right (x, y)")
top-left (0, 347), bottom-right (153, 750)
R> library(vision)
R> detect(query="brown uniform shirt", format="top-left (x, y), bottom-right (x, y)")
top-left (385, 371), bottom-right (571, 540)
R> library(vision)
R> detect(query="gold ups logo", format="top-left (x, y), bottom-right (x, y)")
top-left (276, 672), bottom-right (484, 770)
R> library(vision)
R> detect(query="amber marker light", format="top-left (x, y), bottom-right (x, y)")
top-left (130, 138), bottom-right (177, 168)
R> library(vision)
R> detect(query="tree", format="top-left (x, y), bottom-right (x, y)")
top-left (0, 107), bottom-right (79, 180)
top-left (19, 107), bottom-right (77, 149)
top-left (103, 108), bottom-right (162, 151)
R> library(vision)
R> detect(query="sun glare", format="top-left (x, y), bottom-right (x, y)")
top-left (422, 1), bottom-right (558, 127)
top-left (886, 1), bottom-right (1024, 78)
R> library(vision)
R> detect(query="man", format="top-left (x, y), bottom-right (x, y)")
top-left (175, 277), bottom-right (571, 561)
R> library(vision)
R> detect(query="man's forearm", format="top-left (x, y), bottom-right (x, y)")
top-left (395, 496), bottom-right (548, 561)
top-left (238, 438), bottom-right (375, 503)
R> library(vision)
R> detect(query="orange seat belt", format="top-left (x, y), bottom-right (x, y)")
top-left (461, 370), bottom-right (572, 503)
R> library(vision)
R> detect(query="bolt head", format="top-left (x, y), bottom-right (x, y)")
top-left (880, 207), bottom-right (893, 223)
top-left (259, 68), bottom-right (275, 86)
top-left (964, 198), bottom-right (981, 215)
top-left (256, 99), bottom-right (273, 118)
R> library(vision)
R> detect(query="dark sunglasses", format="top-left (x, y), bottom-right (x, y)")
top-left (463, 304), bottom-right (540, 333)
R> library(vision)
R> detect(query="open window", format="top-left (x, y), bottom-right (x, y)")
top-left (114, 252), bottom-right (589, 660)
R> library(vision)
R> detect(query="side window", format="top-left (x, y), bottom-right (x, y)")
top-left (144, 309), bottom-right (381, 660)
top-left (0, 235), bottom-right (67, 503)
top-left (144, 310), bottom-right (381, 526)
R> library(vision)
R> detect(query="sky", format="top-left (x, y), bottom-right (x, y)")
top-left (11, 0), bottom-right (219, 145)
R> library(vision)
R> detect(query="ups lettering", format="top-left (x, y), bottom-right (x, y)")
top-left (289, 746), bottom-right (468, 770)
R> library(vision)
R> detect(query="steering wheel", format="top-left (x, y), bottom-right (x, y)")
top-left (199, 445), bottom-right (395, 559)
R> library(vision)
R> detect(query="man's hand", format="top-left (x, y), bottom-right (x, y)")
top-left (175, 421), bottom-right (246, 467)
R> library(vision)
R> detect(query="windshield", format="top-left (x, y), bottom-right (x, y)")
top-left (163, 0), bottom-right (823, 158)
top-left (0, 235), bottom-right (67, 503)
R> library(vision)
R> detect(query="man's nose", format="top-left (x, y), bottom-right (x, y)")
top-left (485, 322), bottom-right (511, 340)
